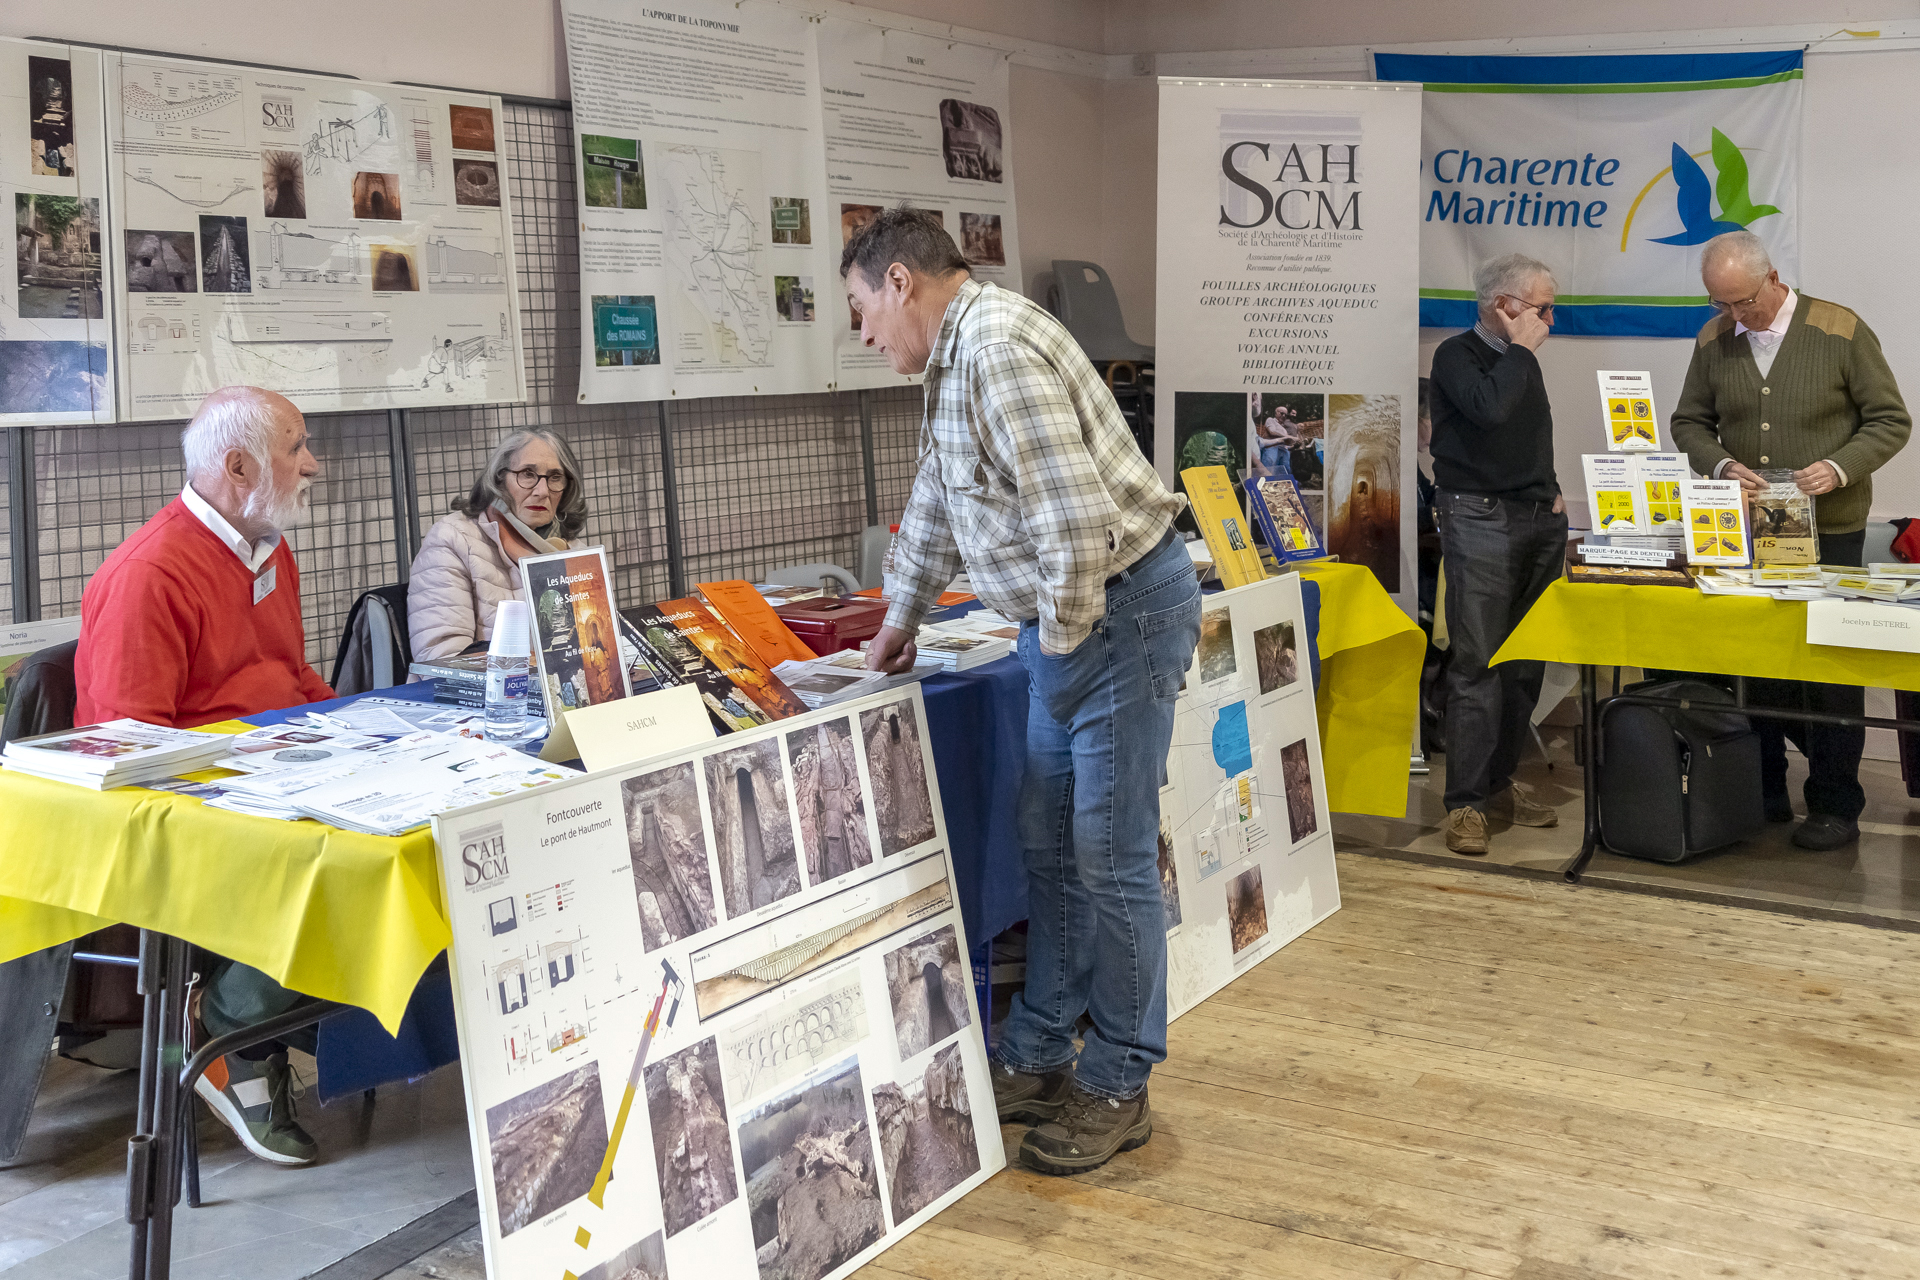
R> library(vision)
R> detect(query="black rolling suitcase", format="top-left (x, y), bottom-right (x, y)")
top-left (1596, 679), bottom-right (1763, 862)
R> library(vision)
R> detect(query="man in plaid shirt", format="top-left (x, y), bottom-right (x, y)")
top-left (851, 208), bottom-right (1200, 1176)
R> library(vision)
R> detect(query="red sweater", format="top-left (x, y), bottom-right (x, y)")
top-left (76, 499), bottom-right (334, 728)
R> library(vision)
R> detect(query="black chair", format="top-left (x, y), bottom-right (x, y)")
top-left (330, 584), bottom-right (412, 696)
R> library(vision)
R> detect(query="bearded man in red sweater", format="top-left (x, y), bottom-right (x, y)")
top-left (78, 385), bottom-right (335, 1167)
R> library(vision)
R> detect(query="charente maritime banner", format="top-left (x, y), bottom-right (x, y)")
top-left (1154, 78), bottom-right (1421, 614)
top-left (1373, 50), bottom-right (1803, 338)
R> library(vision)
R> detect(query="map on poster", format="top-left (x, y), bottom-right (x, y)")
top-left (816, 20), bottom-right (1022, 389)
top-left (433, 684), bottom-right (1003, 1280)
top-left (103, 52), bottom-right (525, 419)
top-left (1, 38), bottom-right (115, 425)
top-left (1159, 573), bottom-right (1340, 1019)
top-left (561, 0), bottom-right (839, 401)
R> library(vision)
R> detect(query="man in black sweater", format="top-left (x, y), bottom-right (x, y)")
top-left (1429, 253), bottom-right (1566, 855)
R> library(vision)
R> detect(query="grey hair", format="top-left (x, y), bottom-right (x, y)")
top-left (453, 428), bottom-right (589, 539)
top-left (1474, 253), bottom-right (1557, 318)
top-left (1701, 230), bottom-right (1773, 283)
top-left (180, 386), bottom-right (282, 483)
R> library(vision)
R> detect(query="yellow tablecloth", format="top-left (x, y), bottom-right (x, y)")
top-left (1296, 561), bottom-right (1425, 816)
top-left (0, 736), bottom-right (447, 1035)
top-left (1494, 580), bottom-right (1920, 691)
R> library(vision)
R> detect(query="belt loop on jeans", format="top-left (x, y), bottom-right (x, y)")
top-left (1107, 526), bottom-right (1177, 589)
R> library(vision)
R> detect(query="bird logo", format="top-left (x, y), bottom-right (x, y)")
top-left (1647, 128), bottom-right (1781, 246)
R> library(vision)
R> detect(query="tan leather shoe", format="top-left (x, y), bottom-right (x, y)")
top-left (1444, 806), bottom-right (1488, 854)
top-left (1490, 785), bottom-right (1558, 828)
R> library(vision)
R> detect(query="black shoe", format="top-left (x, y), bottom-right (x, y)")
top-left (1791, 814), bottom-right (1859, 851)
top-left (1764, 794), bottom-right (1794, 823)
top-left (1018, 1082), bottom-right (1151, 1176)
top-left (990, 1059), bottom-right (1074, 1126)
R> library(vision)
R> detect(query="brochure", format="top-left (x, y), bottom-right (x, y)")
top-left (1596, 369), bottom-right (1661, 451)
top-left (1631, 454), bottom-right (1689, 533)
top-left (1681, 479), bottom-right (1752, 566)
top-left (1581, 454), bottom-right (1646, 533)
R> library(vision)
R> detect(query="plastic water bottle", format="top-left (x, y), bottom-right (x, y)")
top-left (485, 600), bottom-right (533, 742)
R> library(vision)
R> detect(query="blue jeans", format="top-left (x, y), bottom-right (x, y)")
top-left (997, 532), bottom-right (1201, 1100)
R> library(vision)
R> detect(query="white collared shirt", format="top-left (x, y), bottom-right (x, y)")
top-left (1736, 286), bottom-right (1797, 379)
top-left (180, 483), bottom-right (280, 574)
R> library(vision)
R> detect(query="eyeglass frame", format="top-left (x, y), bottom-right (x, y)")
top-left (501, 465), bottom-right (568, 493)
top-left (1708, 269), bottom-right (1781, 314)
top-left (1498, 294), bottom-right (1555, 321)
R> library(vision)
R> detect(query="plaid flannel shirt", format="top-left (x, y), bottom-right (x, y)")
top-left (883, 280), bottom-right (1185, 654)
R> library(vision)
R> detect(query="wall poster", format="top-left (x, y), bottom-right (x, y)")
top-left (434, 683), bottom-right (1002, 1280)
top-left (1159, 572), bottom-right (1339, 1019)
top-left (815, 19), bottom-right (1022, 390)
top-left (560, 0), bottom-right (839, 401)
top-left (1155, 77), bottom-right (1422, 614)
top-left (103, 50), bottom-right (526, 419)
top-left (2, 38), bottom-right (115, 425)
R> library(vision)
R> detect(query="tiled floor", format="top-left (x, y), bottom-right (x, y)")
top-left (0, 1052), bottom-right (474, 1279)
top-left (1336, 728), bottom-right (1920, 925)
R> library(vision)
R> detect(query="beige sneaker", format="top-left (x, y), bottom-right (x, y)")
top-left (1490, 785), bottom-right (1558, 828)
top-left (1444, 806), bottom-right (1489, 855)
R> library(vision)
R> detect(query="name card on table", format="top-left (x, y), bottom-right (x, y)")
top-left (565, 683), bottom-right (714, 771)
top-left (1807, 600), bottom-right (1920, 655)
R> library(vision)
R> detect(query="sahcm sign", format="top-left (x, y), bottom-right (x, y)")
top-left (1373, 49), bottom-right (1802, 338)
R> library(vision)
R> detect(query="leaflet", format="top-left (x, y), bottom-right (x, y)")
top-left (1680, 479), bottom-right (1752, 566)
top-left (1596, 370), bottom-right (1660, 450)
top-left (1581, 454), bottom-right (1645, 533)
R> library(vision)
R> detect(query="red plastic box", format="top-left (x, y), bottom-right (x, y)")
top-left (772, 596), bottom-right (891, 656)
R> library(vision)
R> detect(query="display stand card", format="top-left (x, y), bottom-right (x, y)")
top-left (433, 685), bottom-right (1002, 1280)
top-left (569, 685), bottom-right (715, 772)
top-left (1581, 454), bottom-right (1646, 533)
top-left (1597, 370), bottom-right (1661, 450)
top-left (1681, 479), bottom-right (1752, 566)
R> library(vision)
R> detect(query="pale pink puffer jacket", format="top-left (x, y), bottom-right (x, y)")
top-left (407, 511), bottom-right (568, 661)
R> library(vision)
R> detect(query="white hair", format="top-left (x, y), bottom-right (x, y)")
top-left (1701, 230), bottom-right (1773, 283)
top-left (180, 387), bottom-right (282, 484)
top-left (1474, 253), bottom-right (1557, 318)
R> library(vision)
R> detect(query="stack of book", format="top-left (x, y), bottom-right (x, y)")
top-left (409, 650), bottom-right (550, 717)
top-left (2, 720), bottom-right (235, 790)
top-left (884, 622), bottom-right (1014, 672)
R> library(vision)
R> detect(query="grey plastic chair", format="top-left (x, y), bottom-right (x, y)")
top-left (1050, 260), bottom-right (1154, 363)
top-left (765, 562), bottom-right (862, 595)
top-left (856, 526), bottom-right (891, 590)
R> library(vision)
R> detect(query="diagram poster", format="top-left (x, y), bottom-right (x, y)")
top-left (815, 20), bottom-right (1022, 390)
top-left (2, 39), bottom-right (115, 425)
top-left (1159, 573), bottom-right (1339, 1020)
top-left (103, 52), bottom-right (525, 419)
top-left (1155, 77), bottom-right (1421, 614)
top-left (433, 684), bottom-right (1002, 1280)
top-left (561, 0), bottom-right (838, 402)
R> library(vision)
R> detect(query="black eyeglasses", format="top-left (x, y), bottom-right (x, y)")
top-left (1503, 296), bottom-right (1554, 320)
top-left (504, 467), bottom-right (567, 492)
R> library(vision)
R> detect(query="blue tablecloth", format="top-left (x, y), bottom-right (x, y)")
top-left (297, 582), bottom-right (1323, 1099)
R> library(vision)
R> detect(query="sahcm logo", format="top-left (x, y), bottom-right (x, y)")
top-left (1620, 128), bottom-right (1780, 250)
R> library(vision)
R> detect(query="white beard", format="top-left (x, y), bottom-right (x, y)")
top-left (243, 476), bottom-right (313, 534)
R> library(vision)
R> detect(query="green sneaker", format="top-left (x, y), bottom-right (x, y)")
top-left (991, 1059), bottom-right (1074, 1126)
top-left (194, 1051), bottom-right (318, 1166)
top-left (1018, 1082), bottom-right (1151, 1176)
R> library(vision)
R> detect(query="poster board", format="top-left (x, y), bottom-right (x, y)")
top-left (1154, 77), bottom-right (1422, 617)
top-left (102, 50), bottom-right (525, 419)
top-left (816, 19), bottom-right (1022, 390)
top-left (1160, 573), bottom-right (1339, 1019)
top-left (433, 683), bottom-right (1003, 1280)
top-left (2, 38), bottom-right (115, 426)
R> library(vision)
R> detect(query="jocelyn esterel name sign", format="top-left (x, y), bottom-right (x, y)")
top-left (1806, 599), bottom-right (1920, 655)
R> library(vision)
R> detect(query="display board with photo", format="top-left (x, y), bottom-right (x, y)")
top-left (434, 684), bottom-right (1002, 1280)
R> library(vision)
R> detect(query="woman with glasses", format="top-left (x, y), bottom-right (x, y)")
top-left (408, 428), bottom-right (589, 661)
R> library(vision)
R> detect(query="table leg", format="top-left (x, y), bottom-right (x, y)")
top-left (1563, 664), bottom-right (1602, 883)
top-left (126, 931), bottom-right (160, 1280)
top-left (144, 934), bottom-right (189, 1280)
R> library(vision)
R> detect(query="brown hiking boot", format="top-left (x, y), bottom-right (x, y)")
top-left (1444, 806), bottom-right (1489, 855)
top-left (1018, 1082), bottom-right (1151, 1176)
top-left (1489, 784), bottom-right (1558, 828)
top-left (991, 1058), bottom-right (1074, 1126)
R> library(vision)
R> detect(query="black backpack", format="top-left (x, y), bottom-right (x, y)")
top-left (1596, 679), bottom-right (1763, 862)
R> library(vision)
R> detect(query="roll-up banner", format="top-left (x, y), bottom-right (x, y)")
top-left (1373, 50), bottom-right (1803, 339)
top-left (1154, 78), bottom-right (1422, 613)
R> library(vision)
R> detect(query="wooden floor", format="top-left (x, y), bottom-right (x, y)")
top-left (849, 851), bottom-right (1920, 1280)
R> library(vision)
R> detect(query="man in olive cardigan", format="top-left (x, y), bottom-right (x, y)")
top-left (1671, 230), bottom-right (1912, 850)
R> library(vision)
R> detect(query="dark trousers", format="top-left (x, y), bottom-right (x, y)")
top-left (1752, 528), bottom-right (1867, 820)
top-left (1437, 490), bottom-right (1568, 811)
top-left (202, 958), bottom-right (318, 1061)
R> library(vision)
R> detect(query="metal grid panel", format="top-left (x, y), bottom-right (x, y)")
top-left (500, 101), bottom-right (583, 408)
top-left (869, 385), bottom-right (926, 527)
top-left (297, 412), bottom-right (399, 667)
top-left (672, 393), bottom-right (868, 589)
